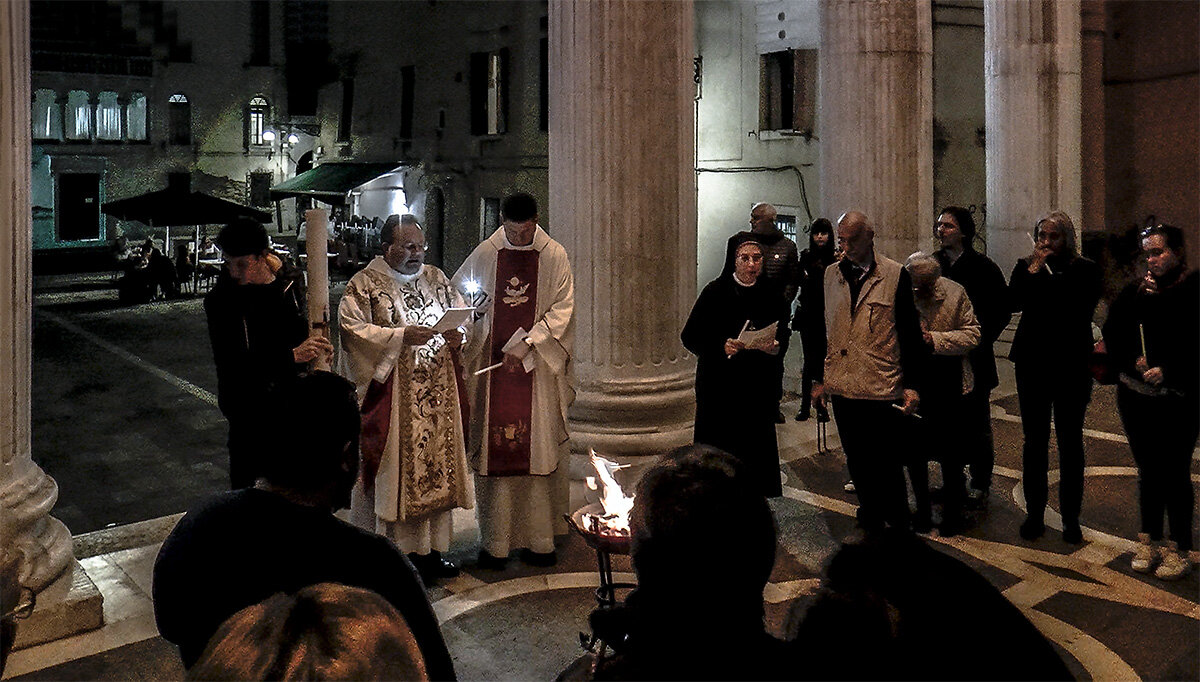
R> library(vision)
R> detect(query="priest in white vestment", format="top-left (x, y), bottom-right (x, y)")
top-left (452, 192), bottom-right (575, 568)
top-left (339, 215), bottom-right (474, 584)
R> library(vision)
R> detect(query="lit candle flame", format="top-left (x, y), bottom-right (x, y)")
top-left (586, 448), bottom-right (634, 535)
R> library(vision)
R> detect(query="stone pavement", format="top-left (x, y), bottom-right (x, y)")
top-left (8, 275), bottom-right (1198, 680)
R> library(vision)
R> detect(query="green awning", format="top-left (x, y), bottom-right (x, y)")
top-left (269, 162), bottom-right (403, 204)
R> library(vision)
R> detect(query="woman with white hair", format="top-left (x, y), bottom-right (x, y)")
top-left (1009, 211), bottom-right (1102, 544)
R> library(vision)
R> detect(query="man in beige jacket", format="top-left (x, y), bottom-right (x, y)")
top-left (812, 212), bottom-right (927, 534)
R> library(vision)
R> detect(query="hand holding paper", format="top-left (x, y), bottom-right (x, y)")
top-left (737, 321), bottom-right (779, 352)
top-left (431, 307), bottom-right (475, 333)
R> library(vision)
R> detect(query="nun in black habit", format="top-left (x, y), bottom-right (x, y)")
top-left (682, 234), bottom-right (791, 497)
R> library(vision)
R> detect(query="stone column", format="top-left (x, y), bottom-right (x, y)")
top-left (548, 0), bottom-right (697, 486)
top-left (984, 0), bottom-right (1082, 273)
top-left (819, 0), bottom-right (933, 261)
top-left (1, 0), bottom-right (73, 596)
top-left (3, 1), bottom-right (103, 652)
top-left (1080, 0), bottom-right (1106, 237)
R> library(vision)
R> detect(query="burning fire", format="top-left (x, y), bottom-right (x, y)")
top-left (583, 449), bottom-right (634, 536)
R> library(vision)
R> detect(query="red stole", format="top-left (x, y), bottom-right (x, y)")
top-left (486, 248), bottom-right (539, 475)
top-left (359, 372), bottom-right (393, 489)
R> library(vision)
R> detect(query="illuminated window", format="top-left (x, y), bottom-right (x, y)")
top-left (248, 96), bottom-right (269, 146)
top-left (127, 92), bottom-right (147, 141)
top-left (32, 89), bottom-right (61, 140)
top-left (97, 91), bottom-right (122, 140)
top-left (168, 93), bottom-right (191, 145)
top-left (66, 90), bottom-right (92, 140)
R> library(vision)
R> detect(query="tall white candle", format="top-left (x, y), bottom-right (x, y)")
top-left (306, 208), bottom-right (331, 371)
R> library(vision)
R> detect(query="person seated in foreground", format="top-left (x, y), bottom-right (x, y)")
top-left (589, 445), bottom-right (789, 680)
top-left (186, 582), bottom-right (429, 681)
top-left (790, 532), bottom-right (1072, 681)
top-left (152, 371), bottom-right (456, 680)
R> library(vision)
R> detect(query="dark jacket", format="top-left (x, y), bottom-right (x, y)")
top-left (152, 488), bottom-right (457, 680)
top-left (1102, 268), bottom-right (1199, 399)
top-left (935, 248), bottom-right (1010, 391)
top-left (203, 265), bottom-right (308, 420)
top-left (1009, 255), bottom-right (1102, 369)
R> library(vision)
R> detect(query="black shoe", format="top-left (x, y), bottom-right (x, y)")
top-left (775, 409), bottom-right (786, 424)
top-left (912, 517), bottom-right (934, 534)
top-left (407, 552), bottom-right (440, 586)
top-left (965, 488), bottom-right (990, 510)
top-left (518, 548), bottom-right (558, 567)
top-left (1062, 522), bottom-right (1083, 545)
top-left (429, 550), bottom-right (460, 578)
top-left (477, 549), bottom-right (509, 570)
top-left (795, 409), bottom-right (810, 421)
top-left (1019, 517), bottom-right (1045, 541)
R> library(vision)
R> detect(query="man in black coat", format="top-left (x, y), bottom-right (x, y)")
top-left (153, 372), bottom-right (457, 680)
top-left (204, 218), bottom-right (332, 488)
top-left (933, 206), bottom-right (1011, 506)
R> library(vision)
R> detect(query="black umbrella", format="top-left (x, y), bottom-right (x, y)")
top-left (102, 186), bottom-right (270, 226)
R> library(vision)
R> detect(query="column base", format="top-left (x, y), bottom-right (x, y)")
top-left (12, 558), bottom-right (103, 650)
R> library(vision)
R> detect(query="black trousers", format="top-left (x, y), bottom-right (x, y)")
top-left (908, 396), bottom-right (968, 525)
top-left (1015, 363), bottom-right (1093, 525)
top-left (1117, 386), bottom-right (1198, 552)
top-left (831, 396), bottom-right (911, 531)
top-left (963, 387), bottom-right (995, 491)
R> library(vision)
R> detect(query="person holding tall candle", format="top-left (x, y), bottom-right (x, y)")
top-left (1103, 224), bottom-right (1198, 579)
top-left (1009, 211), bottom-right (1102, 544)
top-left (205, 218), bottom-right (332, 489)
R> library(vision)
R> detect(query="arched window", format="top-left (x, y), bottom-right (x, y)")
top-left (66, 90), bottom-right (92, 140)
top-left (168, 93), bottom-right (191, 145)
top-left (127, 92), bottom-right (147, 141)
top-left (32, 89), bottom-right (61, 140)
top-left (96, 91), bottom-right (122, 140)
top-left (248, 96), bottom-right (269, 146)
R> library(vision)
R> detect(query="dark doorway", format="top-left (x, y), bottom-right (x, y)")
top-left (57, 173), bottom-right (102, 242)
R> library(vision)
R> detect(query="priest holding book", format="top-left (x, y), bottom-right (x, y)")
top-left (339, 214), bottom-right (475, 586)
top-left (452, 193), bottom-right (576, 569)
top-left (682, 234), bottom-right (791, 497)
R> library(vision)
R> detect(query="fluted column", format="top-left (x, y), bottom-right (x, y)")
top-left (1080, 0), bottom-right (1106, 237)
top-left (549, 0), bottom-right (697, 476)
top-left (984, 0), bottom-right (1082, 273)
top-left (1, 0), bottom-right (73, 593)
top-left (820, 0), bottom-right (932, 261)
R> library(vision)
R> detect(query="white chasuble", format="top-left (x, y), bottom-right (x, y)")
top-left (339, 259), bottom-right (474, 525)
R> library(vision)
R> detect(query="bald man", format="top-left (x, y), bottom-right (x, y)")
top-left (811, 212), bottom-right (927, 534)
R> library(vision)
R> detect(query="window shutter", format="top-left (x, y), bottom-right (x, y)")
top-left (469, 51), bottom-right (488, 135)
top-left (498, 47), bottom-right (510, 134)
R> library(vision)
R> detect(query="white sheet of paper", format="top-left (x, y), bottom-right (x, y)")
top-left (737, 321), bottom-right (778, 351)
top-left (431, 307), bottom-right (475, 333)
top-left (499, 327), bottom-right (536, 373)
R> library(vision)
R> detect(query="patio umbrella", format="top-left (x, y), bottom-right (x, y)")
top-left (102, 186), bottom-right (271, 228)
top-left (103, 186), bottom-right (271, 290)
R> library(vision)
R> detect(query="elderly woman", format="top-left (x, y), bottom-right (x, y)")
top-left (904, 253), bottom-right (980, 536)
top-left (682, 235), bottom-right (791, 497)
top-left (1103, 224), bottom-right (1198, 580)
top-left (1009, 211), bottom-right (1102, 543)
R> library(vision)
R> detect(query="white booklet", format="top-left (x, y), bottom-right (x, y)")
top-left (737, 321), bottom-right (778, 351)
top-left (431, 307), bottom-right (476, 333)
top-left (500, 327), bottom-right (537, 373)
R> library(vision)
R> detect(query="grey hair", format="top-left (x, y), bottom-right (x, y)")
top-left (750, 202), bottom-right (777, 216)
top-left (904, 252), bottom-right (941, 280)
top-left (1035, 210), bottom-right (1078, 257)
